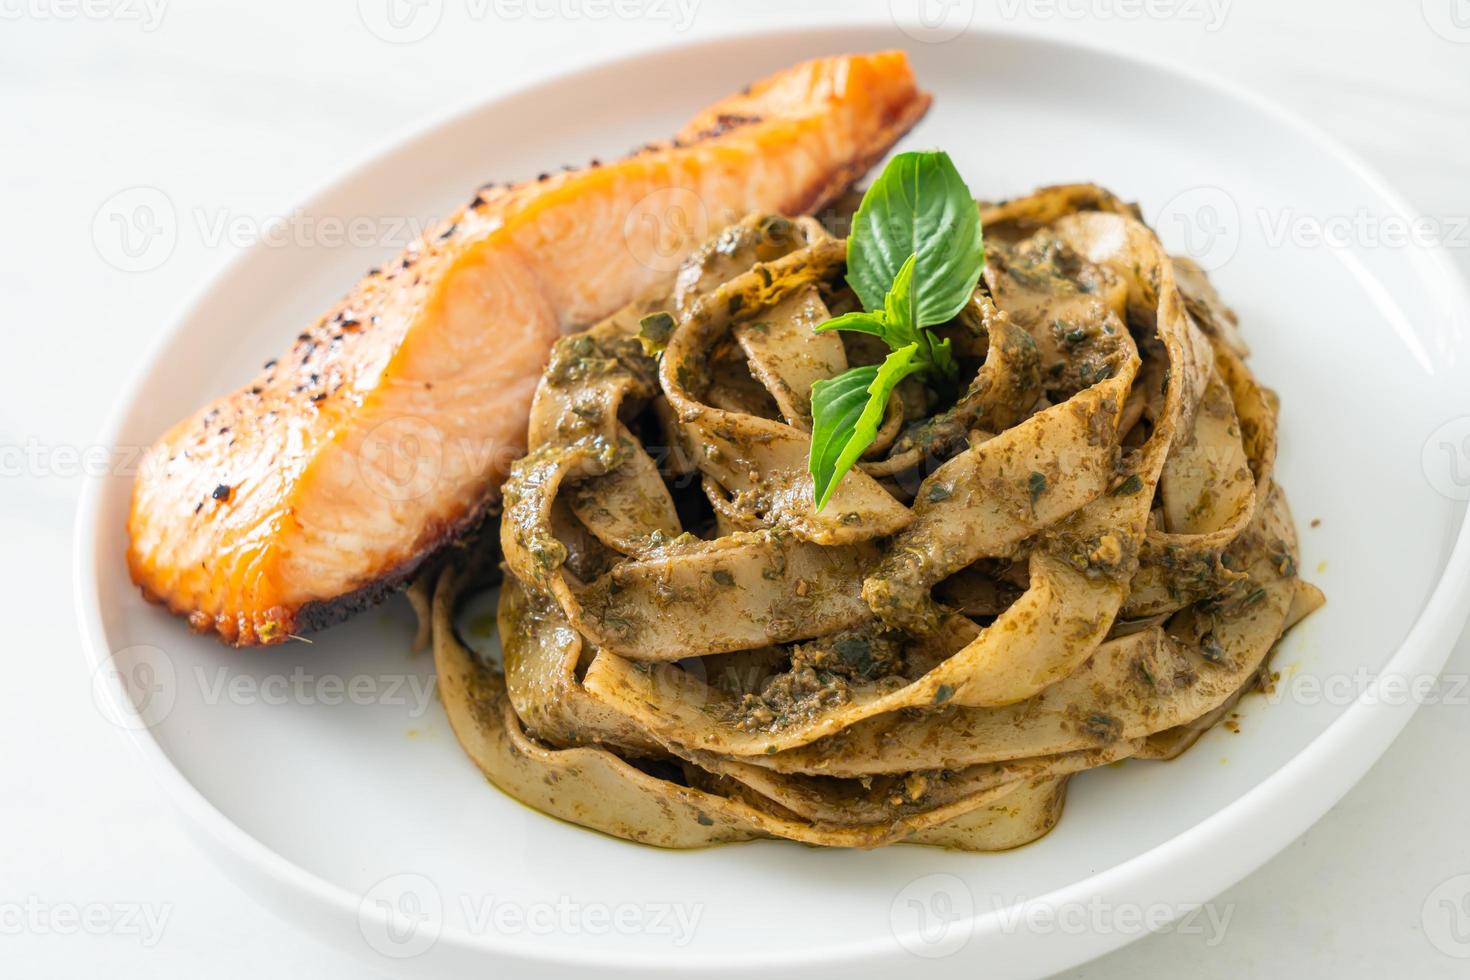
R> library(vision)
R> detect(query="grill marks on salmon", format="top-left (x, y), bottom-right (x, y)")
top-left (126, 51), bottom-right (932, 646)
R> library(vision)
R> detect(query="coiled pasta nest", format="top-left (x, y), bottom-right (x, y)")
top-left (429, 186), bottom-right (1321, 850)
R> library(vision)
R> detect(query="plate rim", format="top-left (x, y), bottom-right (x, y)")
top-left (74, 21), bottom-right (1470, 976)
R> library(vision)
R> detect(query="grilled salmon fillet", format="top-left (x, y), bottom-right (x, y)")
top-left (127, 51), bottom-right (931, 646)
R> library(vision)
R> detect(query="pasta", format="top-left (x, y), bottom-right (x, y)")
top-left (428, 187), bottom-right (1321, 850)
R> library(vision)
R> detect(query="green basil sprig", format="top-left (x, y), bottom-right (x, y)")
top-left (807, 151), bottom-right (985, 510)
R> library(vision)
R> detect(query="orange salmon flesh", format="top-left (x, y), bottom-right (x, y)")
top-left (126, 51), bottom-right (931, 645)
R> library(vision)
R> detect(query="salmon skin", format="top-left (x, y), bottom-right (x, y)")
top-left (127, 51), bottom-right (931, 646)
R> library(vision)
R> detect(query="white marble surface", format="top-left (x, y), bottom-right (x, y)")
top-left (4, 0), bottom-right (1469, 976)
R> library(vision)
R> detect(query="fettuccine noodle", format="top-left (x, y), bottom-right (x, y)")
top-left (428, 188), bottom-right (1321, 850)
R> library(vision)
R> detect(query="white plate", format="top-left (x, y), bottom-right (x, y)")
top-left (76, 25), bottom-right (1470, 979)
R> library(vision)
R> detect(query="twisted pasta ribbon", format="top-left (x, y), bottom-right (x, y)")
top-left (432, 186), bottom-right (1320, 850)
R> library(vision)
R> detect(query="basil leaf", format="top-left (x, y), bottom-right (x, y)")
top-left (926, 330), bottom-right (956, 379)
top-left (808, 366), bottom-right (877, 510)
top-left (808, 344), bottom-right (923, 511)
top-left (817, 256), bottom-right (921, 352)
top-left (806, 148), bottom-right (985, 505)
top-left (881, 253), bottom-right (920, 348)
top-left (813, 310), bottom-right (888, 339)
top-left (847, 150), bottom-right (984, 328)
